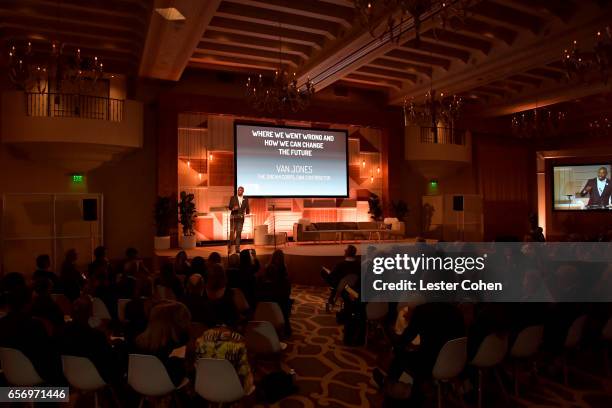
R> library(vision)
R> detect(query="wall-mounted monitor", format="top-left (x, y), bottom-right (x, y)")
top-left (553, 164), bottom-right (612, 210)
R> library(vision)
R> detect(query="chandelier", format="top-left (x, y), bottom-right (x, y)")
top-left (354, 0), bottom-right (473, 45)
top-left (563, 26), bottom-right (612, 84)
top-left (245, 70), bottom-right (314, 113)
top-left (404, 90), bottom-right (464, 143)
top-left (8, 39), bottom-right (103, 94)
top-left (511, 107), bottom-right (567, 139)
top-left (588, 115), bottom-right (611, 137)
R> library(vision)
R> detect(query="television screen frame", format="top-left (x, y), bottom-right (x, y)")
top-left (233, 121), bottom-right (350, 198)
top-left (551, 163), bottom-right (612, 212)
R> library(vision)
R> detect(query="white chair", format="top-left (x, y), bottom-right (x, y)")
top-left (117, 298), bottom-right (130, 323)
top-left (232, 288), bottom-right (250, 314)
top-left (469, 333), bottom-right (509, 408)
top-left (254, 302), bottom-right (285, 333)
top-left (246, 320), bottom-right (282, 355)
top-left (562, 314), bottom-right (588, 386)
top-left (62, 355), bottom-right (115, 408)
top-left (92, 297), bottom-right (111, 320)
top-left (509, 325), bottom-right (544, 396)
top-left (195, 358), bottom-right (245, 406)
top-left (333, 274), bottom-right (359, 307)
top-left (432, 337), bottom-right (468, 408)
top-left (128, 354), bottom-right (187, 407)
top-left (0, 347), bottom-right (44, 386)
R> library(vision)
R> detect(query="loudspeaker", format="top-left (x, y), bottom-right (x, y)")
top-left (82, 199), bottom-right (98, 221)
top-left (452, 195), bottom-right (464, 211)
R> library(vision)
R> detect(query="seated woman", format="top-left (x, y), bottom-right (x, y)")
top-left (133, 301), bottom-right (191, 387)
top-left (181, 274), bottom-right (207, 323)
top-left (174, 251), bottom-right (192, 278)
top-left (155, 263), bottom-right (184, 300)
top-left (256, 249), bottom-right (292, 336)
top-left (195, 282), bottom-right (254, 394)
top-left (124, 278), bottom-right (154, 342)
top-left (202, 264), bottom-right (240, 328)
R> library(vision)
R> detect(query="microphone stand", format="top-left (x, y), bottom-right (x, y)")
top-left (227, 209), bottom-right (231, 258)
top-left (271, 204), bottom-right (276, 251)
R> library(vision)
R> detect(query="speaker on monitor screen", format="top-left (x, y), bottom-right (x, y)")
top-left (452, 195), bottom-right (464, 211)
top-left (82, 199), bottom-right (98, 221)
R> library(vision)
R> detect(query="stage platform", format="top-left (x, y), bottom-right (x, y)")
top-left (155, 238), bottom-right (428, 286)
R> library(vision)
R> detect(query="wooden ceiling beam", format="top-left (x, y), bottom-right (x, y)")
top-left (491, 0), bottom-right (577, 23)
top-left (455, 18), bottom-right (518, 46)
top-left (194, 42), bottom-right (301, 68)
top-left (400, 39), bottom-right (471, 63)
top-left (470, 1), bottom-right (543, 33)
top-left (139, 0), bottom-right (221, 80)
top-left (223, 0), bottom-right (354, 28)
top-left (384, 48), bottom-right (452, 70)
top-left (355, 66), bottom-right (417, 82)
top-left (189, 55), bottom-right (283, 72)
top-left (505, 74), bottom-right (542, 87)
top-left (208, 17), bottom-right (325, 50)
top-left (215, 2), bottom-right (340, 39)
top-left (202, 31), bottom-right (312, 60)
top-left (422, 29), bottom-right (492, 54)
top-left (344, 74), bottom-right (402, 90)
top-left (525, 67), bottom-right (564, 81)
top-left (369, 57), bottom-right (433, 77)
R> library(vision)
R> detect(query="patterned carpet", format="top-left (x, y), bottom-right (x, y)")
top-left (256, 285), bottom-right (612, 408)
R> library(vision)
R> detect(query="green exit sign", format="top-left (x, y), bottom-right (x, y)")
top-left (72, 174), bottom-right (84, 184)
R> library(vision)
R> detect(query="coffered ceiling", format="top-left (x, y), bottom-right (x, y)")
top-left (2, 0), bottom-right (612, 115)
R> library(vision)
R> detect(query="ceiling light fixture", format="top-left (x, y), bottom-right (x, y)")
top-left (155, 7), bottom-right (186, 21)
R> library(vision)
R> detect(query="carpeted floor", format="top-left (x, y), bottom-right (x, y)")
top-left (257, 285), bottom-right (612, 408)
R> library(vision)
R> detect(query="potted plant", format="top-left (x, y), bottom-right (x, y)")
top-left (389, 199), bottom-right (409, 236)
top-left (178, 191), bottom-right (197, 249)
top-left (154, 195), bottom-right (176, 250)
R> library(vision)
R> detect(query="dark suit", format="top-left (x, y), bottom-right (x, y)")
top-left (580, 177), bottom-right (611, 207)
top-left (228, 195), bottom-right (249, 251)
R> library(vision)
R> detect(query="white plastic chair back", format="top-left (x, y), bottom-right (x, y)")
top-left (432, 337), bottom-right (468, 380)
top-left (92, 297), bottom-right (111, 320)
top-left (117, 298), bottom-right (130, 322)
top-left (195, 358), bottom-right (245, 403)
top-left (232, 288), bottom-right (250, 313)
top-left (245, 321), bottom-right (281, 354)
top-left (128, 354), bottom-right (176, 397)
top-left (336, 274), bottom-right (358, 294)
top-left (470, 333), bottom-right (508, 368)
top-left (366, 302), bottom-right (388, 321)
top-left (254, 302), bottom-right (285, 328)
top-left (510, 325), bottom-right (544, 358)
top-left (62, 355), bottom-right (106, 391)
top-left (0, 347), bottom-right (44, 386)
top-left (565, 314), bottom-right (588, 349)
top-left (603, 317), bottom-right (612, 341)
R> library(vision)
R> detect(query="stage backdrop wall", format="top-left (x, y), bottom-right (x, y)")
top-left (177, 113), bottom-right (386, 242)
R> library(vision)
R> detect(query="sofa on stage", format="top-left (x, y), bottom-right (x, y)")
top-left (292, 218), bottom-right (405, 243)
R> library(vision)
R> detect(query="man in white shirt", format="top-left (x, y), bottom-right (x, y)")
top-left (579, 167), bottom-right (611, 208)
top-left (227, 186), bottom-right (250, 253)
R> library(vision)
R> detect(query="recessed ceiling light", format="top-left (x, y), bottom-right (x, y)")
top-left (155, 7), bottom-right (186, 21)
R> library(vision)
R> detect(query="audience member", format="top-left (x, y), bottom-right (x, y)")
top-left (122, 247), bottom-right (149, 279)
top-left (182, 273), bottom-right (207, 323)
top-left (32, 254), bottom-right (59, 290)
top-left (0, 272), bottom-right (63, 384)
top-left (321, 244), bottom-right (360, 310)
top-left (373, 302), bottom-right (465, 404)
top-left (88, 246), bottom-right (115, 284)
top-left (257, 249), bottom-right (292, 335)
top-left (124, 278), bottom-right (154, 342)
top-left (202, 264), bottom-right (239, 327)
top-left (207, 251), bottom-right (222, 269)
top-left (227, 250), bottom-right (257, 307)
top-left (174, 250), bottom-right (191, 277)
top-left (60, 296), bottom-right (122, 385)
top-left (190, 256), bottom-right (207, 281)
top-left (155, 263), bottom-right (184, 299)
top-left (195, 325), bottom-right (254, 394)
top-left (133, 301), bottom-right (191, 387)
top-left (30, 277), bottom-right (65, 333)
top-left (59, 249), bottom-right (84, 301)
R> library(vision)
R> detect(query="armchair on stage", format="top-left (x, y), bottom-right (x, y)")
top-left (292, 218), bottom-right (405, 243)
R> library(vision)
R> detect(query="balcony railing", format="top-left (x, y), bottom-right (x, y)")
top-left (419, 127), bottom-right (465, 145)
top-left (26, 92), bottom-right (124, 122)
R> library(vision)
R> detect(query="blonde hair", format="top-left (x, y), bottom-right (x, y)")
top-left (135, 301), bottom-right (191, 351)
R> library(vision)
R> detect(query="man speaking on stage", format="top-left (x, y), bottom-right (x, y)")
top-left (579, 166), bottom-right (611, 208)
top-left (228, 186), bottom-right (249, 253)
